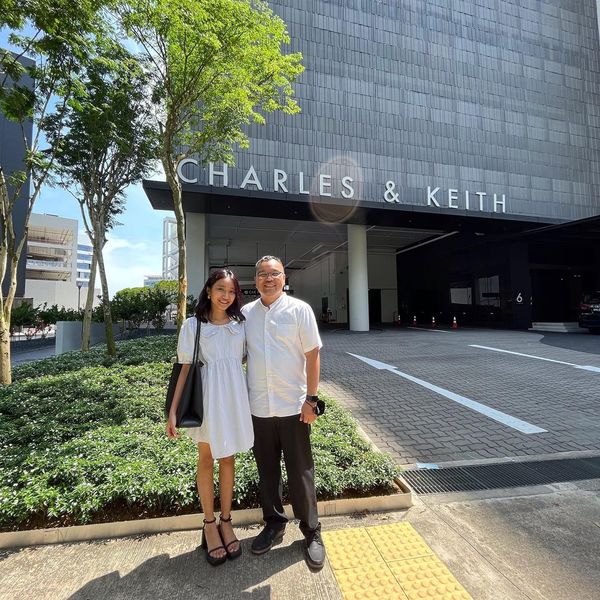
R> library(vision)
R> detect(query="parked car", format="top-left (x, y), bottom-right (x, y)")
top-left (579, 291), bottom-right (600, 334)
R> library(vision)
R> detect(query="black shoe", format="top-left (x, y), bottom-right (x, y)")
top-left (218, 514), bottom-right (242, 560)
top-left (200, 518), bottom-right (227, 567)
top-left (304, 528), bottom-right (325, 570)
top-left (251, 525), bottom-right (286, 555)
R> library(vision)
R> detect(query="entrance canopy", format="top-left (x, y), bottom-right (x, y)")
top-left (143, 179), bottom-right (595, 330)
top-left (513, 213), bottom-right (600, 243)
top-left (143, 179), bottom-right (556, 272)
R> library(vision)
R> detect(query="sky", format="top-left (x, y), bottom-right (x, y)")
top-left (1, 28), bottom-right (173, 296)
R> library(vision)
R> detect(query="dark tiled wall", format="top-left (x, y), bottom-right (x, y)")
top-left (209, 1), bottom-right (600, 221)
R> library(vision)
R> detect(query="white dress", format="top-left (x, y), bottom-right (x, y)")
top-left (177, 317), bottom-right (254, 458)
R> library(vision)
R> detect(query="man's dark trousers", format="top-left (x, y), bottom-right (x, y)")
top-left (252, 414), bottom-right (319, 534)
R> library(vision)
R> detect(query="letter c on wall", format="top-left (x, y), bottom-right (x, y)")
top-left (177, 158), bottom-right (199, 184)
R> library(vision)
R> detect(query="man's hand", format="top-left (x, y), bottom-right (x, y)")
top-left (299, 401), bottom-right (317, 424)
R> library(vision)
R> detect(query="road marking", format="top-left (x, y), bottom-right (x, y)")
top-left (348, 353), bottom-right (547, 434)
top-left (407, 327), bottom-right (452, 333)
top-left (469, 345), bottom-right (600, 373)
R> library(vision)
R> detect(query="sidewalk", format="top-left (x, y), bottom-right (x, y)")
top-left (5, 478), bottom-right (599, 600)
top-left (10, 344), bottom-right (56, 365)
top-left (0, 506), bottom-right (474, 600)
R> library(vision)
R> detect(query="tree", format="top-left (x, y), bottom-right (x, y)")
top-left (47, 39), bottom-right (158, 355)
top-left (145, 286), bottom-right (173, 331)
top-left (119, 0), bottom-right (303, 331)
top-left (0, 1), bottom-right (107, 383)
top-left (112, 287), bottom-right (147, 331)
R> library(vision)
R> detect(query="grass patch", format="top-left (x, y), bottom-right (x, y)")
top-left (1, 336), bottom-right (400, 531)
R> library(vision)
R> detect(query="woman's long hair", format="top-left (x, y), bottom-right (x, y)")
top-left (194, 268), bottom-right (245, 323)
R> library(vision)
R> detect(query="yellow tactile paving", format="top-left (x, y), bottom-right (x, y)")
top-left (322, 523), bottom-right (473, 600)
top-left (334, 563), bottom-right (409, 600)
top-left (321, 528), bottom-right (384, 570)
top-left (388, 556), bottom-right (472, 600)
top-left (367, 522), bottom-right (433, 561)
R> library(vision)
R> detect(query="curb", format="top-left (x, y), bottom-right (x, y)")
top-left (0, 480), bottom-right (412, 549)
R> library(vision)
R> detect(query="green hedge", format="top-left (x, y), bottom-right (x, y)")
top-left (1, 336), bottom-right (399, 530)
top-left (12, 335), bottom-right (178, 382)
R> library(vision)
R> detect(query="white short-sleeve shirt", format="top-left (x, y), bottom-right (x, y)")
top-left (242, 293), bottom-right (322, 418)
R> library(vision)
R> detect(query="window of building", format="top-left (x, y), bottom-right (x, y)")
top-left (450, 286), bottom-right (472, 305)
top-left (476, 275), bottom-right (500, 307)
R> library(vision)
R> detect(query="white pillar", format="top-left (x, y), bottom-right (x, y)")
top-left (185, 212), bottom-right (206, 298)
top-left (347, 224), bottom-right (369, 331)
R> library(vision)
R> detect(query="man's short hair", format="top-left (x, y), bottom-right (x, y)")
top-left (255, 255), bottom-right (284, 272)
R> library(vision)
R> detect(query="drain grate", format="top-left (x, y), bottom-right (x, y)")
top-left (402, 457), bottom-right (600, 494)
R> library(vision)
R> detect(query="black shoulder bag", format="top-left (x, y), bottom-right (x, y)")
top-left (165, 317), bottom-right (204, 427)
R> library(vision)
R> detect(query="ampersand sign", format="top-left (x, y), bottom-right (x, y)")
top-left (384, 181), bottom-right (400, 203)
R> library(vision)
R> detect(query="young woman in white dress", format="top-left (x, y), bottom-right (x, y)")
top-left (166, 268), bottom-right (253, 566)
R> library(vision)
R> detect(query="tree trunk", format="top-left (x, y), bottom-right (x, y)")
top-left (81, 251), bottom-right (98, 351)
top-left (0, 229), bottom-right (22, 385)
top-left (94, 241), bottom-right (115, 357)
top-left (0, 309), bottom-right (12, 385)
top-left (0, 260), bottom-right (20, 384)
top-left (163, 156), bottom-right (186, 333)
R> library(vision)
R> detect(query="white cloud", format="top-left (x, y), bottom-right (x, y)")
top-left (102, 235), bottom-right (162, 297)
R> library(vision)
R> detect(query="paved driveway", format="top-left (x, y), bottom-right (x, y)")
top-left (319, 327), bottom-right (600, 466)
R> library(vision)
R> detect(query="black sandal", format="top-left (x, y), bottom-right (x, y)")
top-left (201, 517), bottom-right (227, 566)
top-left (218, 514), bottom-right (242, 559)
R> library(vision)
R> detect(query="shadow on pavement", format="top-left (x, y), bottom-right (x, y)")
top-left (538, 332), bottom-right (600, 357)
top-left (67, 539), bottom-right (312, 600)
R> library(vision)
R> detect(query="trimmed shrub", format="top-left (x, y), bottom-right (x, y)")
top-left (1, 337), bottom-right (399, 530)
top-left (12, 335), bottom-right (177, 382)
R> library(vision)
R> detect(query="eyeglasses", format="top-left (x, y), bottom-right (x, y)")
top-left (256, 271), bottom-right (284, 280)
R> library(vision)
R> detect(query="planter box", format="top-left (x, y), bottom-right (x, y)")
top-left (55, 321), bottom-right (120, 355)
top-left (0, 479), bottom-right (412, 549)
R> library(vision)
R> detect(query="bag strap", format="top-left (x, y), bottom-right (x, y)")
top-left (192, 316), bottom-right (202, 365)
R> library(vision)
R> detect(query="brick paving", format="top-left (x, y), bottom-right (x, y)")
top-left (319, 327), bottom-right (600, 466)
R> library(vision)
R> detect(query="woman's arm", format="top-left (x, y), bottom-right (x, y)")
top-left (166, 363), bottom-right (191, 438)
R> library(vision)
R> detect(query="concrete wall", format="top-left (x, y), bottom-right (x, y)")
top-left (368, 252), bottom-right (398, 323)
top-left (289, 253), bottom-right (335, 320)
top-left (25, 279), bottom-right (80, 310)
top-left (55, 321), bottom-right (120, 355)
top-left (292, 249), bottom-right (398, 324)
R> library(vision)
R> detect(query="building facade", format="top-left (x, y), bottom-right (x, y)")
top-left (145, 0), bottom-right (600, 329)
top-left (162, 217), bottom-right (178, 281)
top-left (144, 275), bottom-right (164, 287)
top-left (24, 214), bottom-right (86, 310)
top-left (0, 53), bottom-right (34, 300)
top-left (76, 239), bottom-right (94, 289)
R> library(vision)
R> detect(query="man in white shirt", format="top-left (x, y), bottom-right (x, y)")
top-left (242, 255), bottom-right (325, 570)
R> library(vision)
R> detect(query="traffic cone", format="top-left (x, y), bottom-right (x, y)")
top-left (412, 315), bottom-right (417, 326)
top-left (452, 316), bottom-right (458, 329)
top-left (431, 316), bottom-right (436, 328)
top-left (396, 313), bottom-right (401, 326)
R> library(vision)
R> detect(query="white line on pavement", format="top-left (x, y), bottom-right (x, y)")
top-left (469, 345), bottom-right (600, 374)
top-left (407, 327), bottom-right (452, 333)
top-left (348, 352), bottom-right (547, 434)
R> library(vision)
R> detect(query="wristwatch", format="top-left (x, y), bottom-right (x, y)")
top-left (305, 395), bottom-right (325, 415)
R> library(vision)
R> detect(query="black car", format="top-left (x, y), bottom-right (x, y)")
top-left (579, 291), bottom-right (600, 334)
